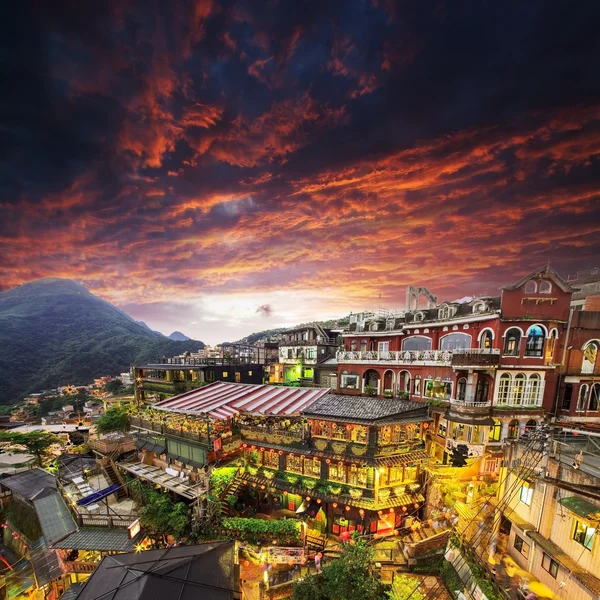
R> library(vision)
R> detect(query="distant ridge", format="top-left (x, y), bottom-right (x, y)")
top-left (169, 331), bottom-right (191, 341)
top-left (0, 278), bottom-right (204, 404)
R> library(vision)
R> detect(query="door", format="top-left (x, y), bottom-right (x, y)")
top-left (378, 341), bottom-right (390, 358)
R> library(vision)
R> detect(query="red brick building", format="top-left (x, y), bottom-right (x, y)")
top-left (336, 265), bottom-right (574, 473)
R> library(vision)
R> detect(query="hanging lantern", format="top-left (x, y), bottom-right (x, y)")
top-left (326, 459), bottom-right (331, 464)
top-left (414, 503), bottom-right (420, 509)
top-left (389, 508), bottom-right (395, 513)
top-left (333, 502), bottom-right (338, 508)
top-left (423, 422), bottom-right (429, 429)
top-left (252, 483), bottom-right (257, 487)
top-left (278, 450), bottom-right (283, 456)
top-left (359, 509), bottom-right (365, 517)
top-left (243, 560), bottom-right (250, 567)
top-left (393, 529), bottom-right (399, 536)
top-left (273, 539), bottom-right (278, 544)
top-left (445, 512), bottom-right (452, 519)
top-left (345, 505), bottom-right (351, 512)
top-left (306, 496), bottom-right (311, 501)
top-left (260, 448), bottom-right (265, 452)
top-left (402, 506), bottom-right (407, 512)
top-left (378, 510), bottom-right (383, 516)
top-left (288, 559), bottom-right (294, 566)
top-left (317, 499), bottom-right (322, 504)
top-left (260, 485), bottom-right (266, 490)
top-left (242, 444), bottom-right (248, 448)
top-left (428, 519), bottom-right (434, 526)
top-left (346, 425), bottom-right (352, 431)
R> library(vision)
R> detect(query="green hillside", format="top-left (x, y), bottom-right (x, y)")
top-left (0, 278), bottom-right (204, 404)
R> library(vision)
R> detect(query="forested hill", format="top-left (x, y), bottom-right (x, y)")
top-left (0, 278), bottom-right (204, 404)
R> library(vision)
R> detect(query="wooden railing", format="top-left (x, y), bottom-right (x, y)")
top-left (64, 561), bottom-right (98, 574)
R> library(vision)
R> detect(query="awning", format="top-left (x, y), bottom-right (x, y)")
top-left (153, 381), bottom-right (329, 419)
top-left (77, 484), bottom-right (121, 507)
top-left (444, 413), bottom-right (495, 426)
top-left (558, 496), bottom-right (600, 519)
top-left (52, 527), bottom-right (139, 552)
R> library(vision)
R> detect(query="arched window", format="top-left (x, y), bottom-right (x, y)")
top-left (514, 373), bottom-right (526, 405)
top-left (472, 301), bottom-right (486, 313)
top-left (398, 370), bottom-right (411, 394)
top-left (561, 383), bottom-right (573, 410)
top-left (439, 333), bottom-right (471, 350)
top-left (589, 384), bottom-right (600, 412)
top-left (360, 340), bottom-right (367, 353)
top-left (369, 340), bottom-right (376, 351)
top-left (498, 374), bottom-right (511, 404)
top-left (350, 340), bottom-right (357, 351)
top-left (577, 385), bottom-right (588, 411)
top-left (475, 378), bottom-right (490, 403)
top-left (526, 374), bottom-right (541, 406)
top-left (457, 377), bottom-right (467, 401)
top-left (582, 341), bottom-right (599, 374)
top-left (525, 420), bottom-right (537, 432)
top-left (480, 330), bottom-right (493, 349)
top-left (413, 375), bottom-right (422, 396)
top-left (545, 329), bottom-right (558, 362)
top-left (504, 328), bottom-right (521, 356)
top-left (489, 419), bottom-right (501, 442)
top-left (539, 281), bottom-right (552, 294)
top-left (402, 336), bottom-right (432, 351)
top-left (369, 322), bottom-right (379, 331)
top-left (524, 280), bottom-right (537, 293)
top-left (507, 420), bottom-right (520, 439)
top-left (525, 326), bottom-right (545, 357)
top-left (414, 312), bottom-right (425, 322)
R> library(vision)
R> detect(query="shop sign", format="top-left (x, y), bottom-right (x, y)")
top-left (266, 546), bottom-right (305, 564)
top-left (213, 437), bottom-right (222, 452)
top-left (128, 519), bottom-right (141, 539)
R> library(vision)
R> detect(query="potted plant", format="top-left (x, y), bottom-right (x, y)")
top-left (348, 488), bottom-right (363, 500)
top-left (314, 439), bottom-right (328, 451)
top-left (378, 489), bottom-right (391, 501)
top-left (350, 444), bottom-right (367, 456)
top-left (331, 441), bottom-right (348, 454)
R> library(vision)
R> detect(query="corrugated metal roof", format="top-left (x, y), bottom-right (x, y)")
top-left (52, 528), bottom-right (138, 552)
top-left (558, 496), bottom-right (600, 519)
top-left (33, 493), bottom-right (77, 546)
top-left (154, 382), bottom-right (330, 419)
top-left (0, 468), bottom-right (57, 500)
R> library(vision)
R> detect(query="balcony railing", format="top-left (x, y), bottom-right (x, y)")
top-left (450, 399), bottom-right (492, 408)
top-left (240, 425), bottom-right (305, 443)
top-left (64, 562), bottom-right (98, 574)
top-left (337, 348), bottom-right (500, 367)
top-left (129, 416), bottom-right (238, 446)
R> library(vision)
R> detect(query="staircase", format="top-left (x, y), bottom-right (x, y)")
top-left (100, 457), bottom-right (128, 500)
top-left (306, 532), bottom-right (326, 553)
top-left (219, 473), bottom-right (243, 516)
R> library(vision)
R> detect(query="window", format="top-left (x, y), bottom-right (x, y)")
top-left (402, 336), bottom-right (432, 351)
top-left (508, 420), bottom-right (519, 439)
top-left (513, 373), bottom-right (526, 405)
top-left (329, 462), bottom-right (346, 483)
top-left (589, 384), bottom-right (600, 411)
top-left (519, 483), bottom-right (533, 505)
top-left (288, 349), bottom-right (293, 359)
top-left (524, 280), bottom-right (537, 293)
top-left (541, 553), bottom-right (559, 578)
top-left (582, 341), bottom-right (599, 374)
top-left (378, 341), bottom-right (390, 356)
top-left (438, 306), bottom-right (452, 320)
top-left (414, 312), bottom-right (425, 322)
top-left (350, 340), bottom-right (357, 351)
top-left (340, 371), bottom-right (359, 390)
top-left (504, 328), bottom-right (521, 356)
top-left (480, 330), bottom-right (493, 349)
top-left (425, 378), bottom-right (452, 399)
top-left (562, 383), bottom-right (573, 410)
top-left (514, 535), bottom-right (530, 558)
top-left (306, 348), bottom-right (315, 359)
top-left (457, 378), bottom-right (467, 401)
top-left (222, 371), bottom-right (228, 378)
top-left (525, 325), bottom-right (545, 357)
top-left (525, 374), bottom-right (541, 406)
top-left (413, 375), bottom-right (421, 395)
top-left (525, 419), bottom-right (537, 432)
top-left (263, 450), bottom-right (280, 469)
top-left (439, 333), bottom-right (471, 350)
top-left (573, 520), bottom-right (595, 551)
top-left (248, 371), bottom-right (252, 376)
top-left (546, 329), bottom-right (557, 361)
top-left (498, 374), bottom-right (511, 404)
top-left (360, 340), bottom-right (367, 353)
top-left (488, 419), bottom-right (501, 442)
top-left (539, 281), bottom-right (552, 294)
top-left (287, 454), bottom-right (303, 473)
top-left (577, 385), bottom-right (588, 411)
top-left (398, 370), bottom-right (411, 393)
top-left (437, 419), bottom-right (447, 438)
top-left (303, 457), bottom-right (321, 477)
top-left (369, 322), bottom-right (379, 331)
top-left (472, 301), bottom-right (486, 313)
top-left (475, 377), bottom-right (489, 402)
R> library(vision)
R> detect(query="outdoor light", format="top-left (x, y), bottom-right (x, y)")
top-left (389, 508), bottom-right (395, 513)
top-left (359, 509), bottom-right (365, 517)
top-left (333, 502), bottom-right (338, 508)
top-left (345, 505), bottom-right (351, 511)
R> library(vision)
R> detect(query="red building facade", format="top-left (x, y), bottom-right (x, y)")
top-left (336, 266), bottom-right (574, 473)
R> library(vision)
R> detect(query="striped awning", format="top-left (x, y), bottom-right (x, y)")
top-left (153, 382), bottom-right (330, 420)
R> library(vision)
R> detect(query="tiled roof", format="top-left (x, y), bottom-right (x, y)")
top-left (154, 382), bottom-right (329, 420)
top-left (75, 542), bottom-right (237, 600)
top-left (52, 527), bottom-right (139, 552)
top-left (0, 468), bottom-right (57, 501)
top-left (302, 393), bottom-right (429, 423)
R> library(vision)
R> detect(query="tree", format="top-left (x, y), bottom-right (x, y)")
top-left (0, 431), bottom-right (60, 466)
top-left (387, 575), bottom-right (425, 600)
top-left (139, 489), bottom-right (190, 545)
top-left (104, 379), bottom-right (124, 394)
top-left (292, 536), bottom-right (388, 600)
top-left (96, 406), bottom-right (130, 433)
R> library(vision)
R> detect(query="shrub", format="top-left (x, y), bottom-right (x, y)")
top-left (210, 466), bottom-right (238, 497)
top-left (221, 517), bottom-right (301, 545)
top-left (440, 560), bottom-right (463, 597)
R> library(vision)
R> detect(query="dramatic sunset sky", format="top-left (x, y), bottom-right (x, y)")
top-left (4, 1), bottom-right (600, 343)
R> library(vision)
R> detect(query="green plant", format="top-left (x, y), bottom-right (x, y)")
top-left (388, 574), bottom-right (425, 600)
top-left (314, 439), bottom-right (328, 451)
top-left (0, 431), bottom-right (60, 466)
top-left (302, 477), bottom-right (317, 490)
top-left (328, 483), bottom-right (342, 495)
top-left (285, 473), bottom-right (300, 485)
top-left (397, 390), bottom-right (409, 400)
top-left (209, 466), bottom-right (238, 497)
top-left (246, 465), bottom-right (259, 476)
top-left (383, 391), bottom-right (393, 398)
top-left (248, 450), bottom-right (260, 465)
top-left (221, 517), bottom-right (301, 545)
top-left (350, 444), bottom-right (367, 456)
top-left (440, 561), bottom-right (463, 597)
top-left (96, 407), bottom-right (130, 433)
top-left (261, 468), bottom-right (275, 479)
top-left (364, 386), bottom-right (377, 396)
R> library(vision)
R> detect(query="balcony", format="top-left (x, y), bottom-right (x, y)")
top-left (448, 398), bottom-right (492, 417)
top-left (450, 349), bottom-right (500, 368)
top-left (240, 425), bottom-right (306, 444)
top-left (337, 349), bottom-right (453, 366)
top-left (64, 561), bottom-right (98, 574)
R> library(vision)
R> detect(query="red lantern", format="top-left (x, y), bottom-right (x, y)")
top-left (428, 519), bottom-right (434, 526)
top-left (252, 483), bottom-right (257, 488)
top-left (389, 508), bottom-right (395, 513)
top-left (273, 539), bottom-right (278, 544)
top-left (423, 422), bottom-right (429, 429)
top-left (260, 448), bottom-right (265, 452)
top-left (278, 450), bottom-right (283, 455)
top-left (326, 459), bottom-right (331, 464)
top-left (317, 499), bottom-right (322, 504)
top-left (373, 533), bottom-right (379, 539)
top-left (333, 502), bottom-right (338, 508)
top-left (306, 496), bottom-right (311, 501)
top-left (402, 506), bottom-right (407, 512)
top-left (378, 510), bottom-right (383, 516)
top-left (445, 512), bottom-right (452, 519)
top-left (346, 425), bottom-right (352, 431)
top-left (260, 485), bottom-right (266, 490)
top-left (345, 505), bottom-right (351, 512)
top-left (393, 529), bottom-right (399, 536)
top-left (242, 444), bottom-right (248, 448)
top-left (414, 503), bottom-right (419, 509)
top-left (243, 560), bottom-right (250, 567)
top-left (359, 509), bottom-right (365, 517)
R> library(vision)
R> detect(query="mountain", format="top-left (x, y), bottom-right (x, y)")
top-left (136, 320), bottom-right (165, 337)
top-left (0, 278), bottom-right (204, 404)
top-left (169, 331), bottom-right (191, 341)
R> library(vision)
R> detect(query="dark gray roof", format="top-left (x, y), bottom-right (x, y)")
top-left (57, 454), bottom-right (97, 481)
top-left (302, 393), bottom-right (429, 423)
top-left (75, 542), bottom-right (237, 600)
top-left (33, 492), bottom-right (77, 546)
top-left (0, 468), bottom-right (57, 501)
top-left (52, 528), bottom-right (138, 552)
top-left (61, 583), bottom-right (84, 600)
top-left (30, 539), bottom-right (64, 587)
top-left (501, 264), bottom-right (573, 292)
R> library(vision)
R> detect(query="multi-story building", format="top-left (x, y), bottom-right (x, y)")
top-left (127, 382), bottom-right (433, 538)
top-left (555, 302), bottom-right (600, 424)
top-left (492, 429), bottom-right (600, 600)
top-left (269, 324), bottom-right (340, 387)
top-left (133, 351), bottom-right (265, 404)
top-left (337, 266), bottom-right (574, 475)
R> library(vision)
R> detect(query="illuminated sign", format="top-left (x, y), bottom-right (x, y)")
top-left (212, 437), bottom-right (222, 452)
top-left (128, 519), bottom-right (141, 539)
top-left (266, 547), bottom-right (305, 564)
